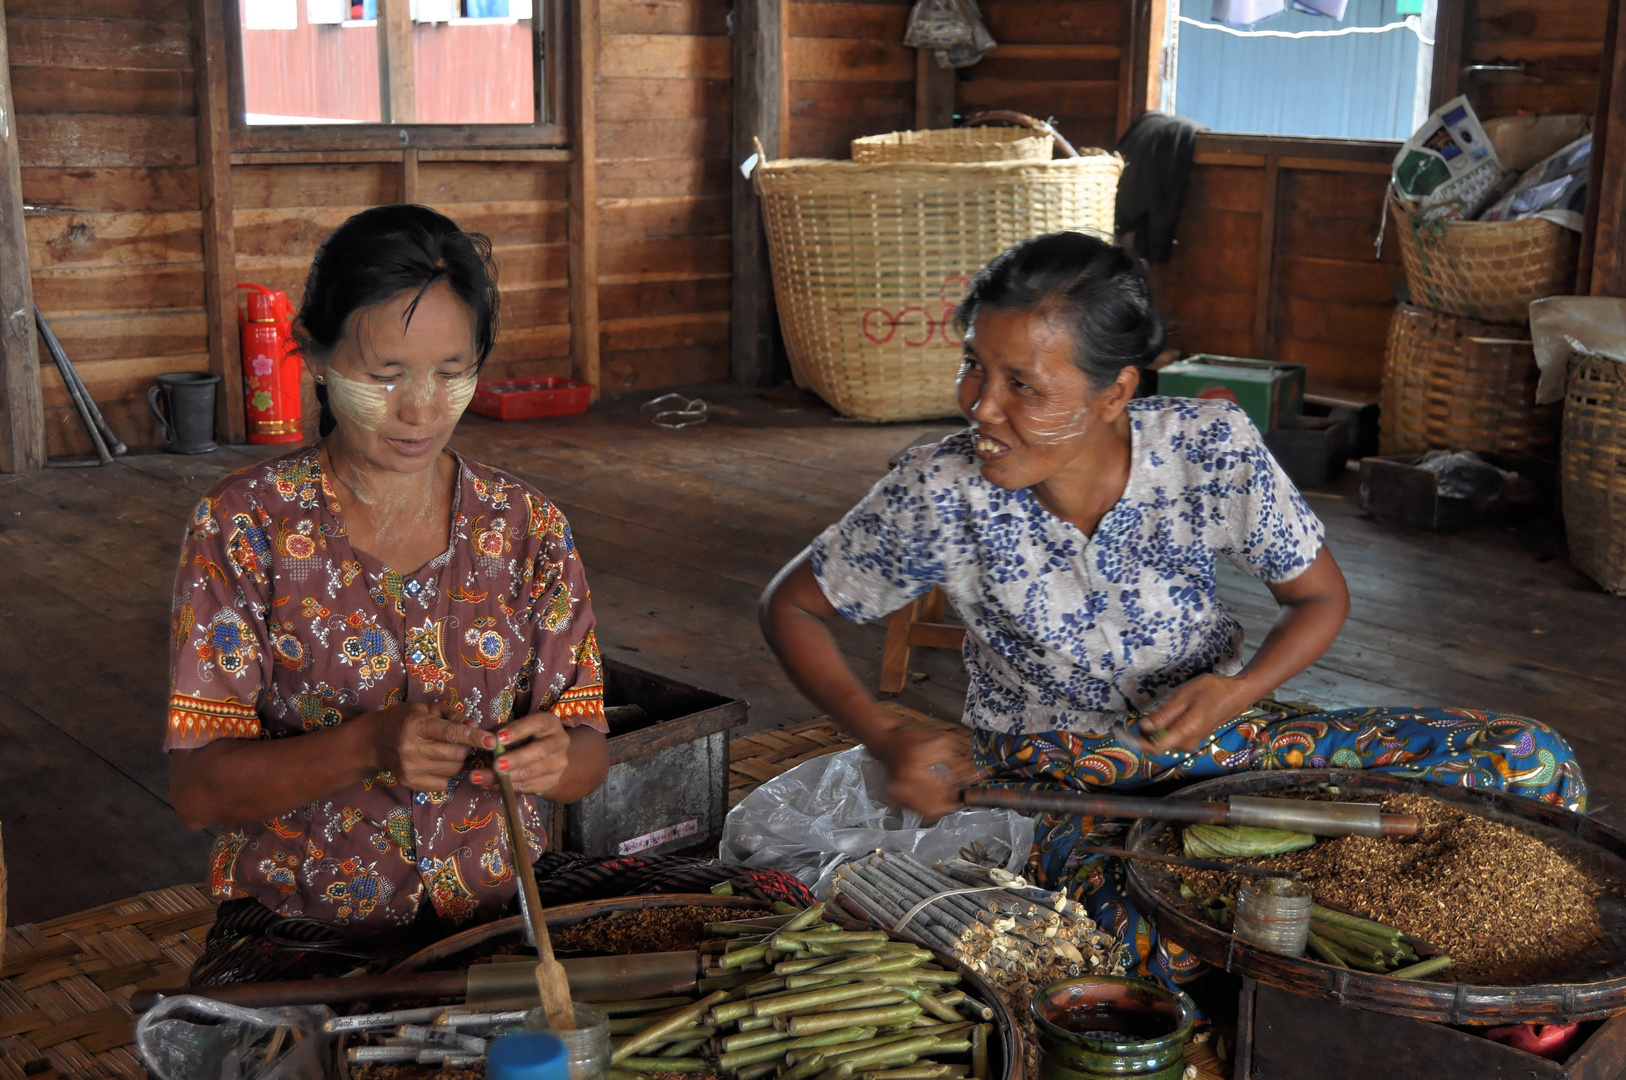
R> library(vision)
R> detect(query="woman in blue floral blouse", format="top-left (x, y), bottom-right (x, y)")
top-left (760, 232), bottom-right (1584, 987)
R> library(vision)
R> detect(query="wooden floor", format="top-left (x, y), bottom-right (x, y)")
top-left (3, 382), bottom-right (1623, 924)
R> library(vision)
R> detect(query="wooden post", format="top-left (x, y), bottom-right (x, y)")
top-left (399, 148), bottom-right (420, 204)
top-left (731, 0), bottom-right (782, 387)
top-left (0, 0), bottom-right (43, 472)
top-left (377, 0), bottom-right (416, 125)
top-left (1582, 0), bottom-right (1626, 297)
top-left (568, 0), bottom-right (600, 396)
top-left (1251, 155), bottom-right (1281, 360)
top-left (914, 50), bottom-right (954, 130)
top-left (1427, 0), bottom-right (1464, 110)
top-left (194, 0), bottom-right (245, 443)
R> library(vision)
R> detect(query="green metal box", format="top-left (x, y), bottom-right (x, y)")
top-left (1156, 355), bottom-right (1306, 433)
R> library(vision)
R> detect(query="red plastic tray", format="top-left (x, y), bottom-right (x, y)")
top-left (469, 377), bottom-right (593, 421)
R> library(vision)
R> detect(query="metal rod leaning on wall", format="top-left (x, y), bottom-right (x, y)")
top-left (35, 305), bottom-right (125, 460)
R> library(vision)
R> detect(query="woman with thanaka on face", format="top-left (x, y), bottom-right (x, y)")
top-left (167, 205), bottom-right (609, 931)
top-left (761, 231), bottom-right (1584, 989)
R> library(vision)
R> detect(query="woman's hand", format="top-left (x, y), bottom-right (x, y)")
top-left (869, 724), bottom-right (977, 820)
top-left (470, 710), bottom-right (571, 796)
top-left (369, 701), bottom-right (495, 791)
top-left (468, 711), bottom-right (611, 803)
top-left (1140, 673), bottom-right (1256, 754)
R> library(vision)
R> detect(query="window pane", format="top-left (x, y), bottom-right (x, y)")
top-left (1172, 0), bottom-right (1425, 141)
top-left (240, 0), bottom-right (537, 126)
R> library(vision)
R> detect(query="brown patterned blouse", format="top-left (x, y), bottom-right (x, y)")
top-left (165, 447), bottom-right (607, 929)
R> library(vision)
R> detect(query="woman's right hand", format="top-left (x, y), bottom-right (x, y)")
top-left (868, 723), bottom-right (977, 821)
top-left (368, 702), bottom-right (496, 791)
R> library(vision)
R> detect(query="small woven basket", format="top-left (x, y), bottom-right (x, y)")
top-left (755, 148), bottom-right (1122, 421)
top-left (1380, 304), bottom-right (1560, 457)
top-left (1563, 352), bottom-right (1626, 594)
top-left (1388, 192), bottom-right (1578, 324)
top-left (852, 127), bottom-right (1054, 163)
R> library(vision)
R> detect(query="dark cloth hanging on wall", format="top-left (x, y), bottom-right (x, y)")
top-left (1114, 111), bottom-right (1207, 264)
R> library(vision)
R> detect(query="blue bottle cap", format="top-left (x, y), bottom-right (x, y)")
top-left (487, 1032), bottom-right (570, 1080)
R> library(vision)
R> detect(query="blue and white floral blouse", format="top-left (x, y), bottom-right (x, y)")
top-left (810, 397), bottom-right (1325, 736)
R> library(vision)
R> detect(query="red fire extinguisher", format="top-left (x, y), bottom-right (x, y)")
top-left (237, 283), bottom-right (304, 444)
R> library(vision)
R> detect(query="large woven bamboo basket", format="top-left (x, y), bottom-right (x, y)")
top-left (755, 150), bottom-right (1122, 421)
top-left (1388, 192), bottom-right (1578, 324)
top-left (1380, 304), bottom-right (1559, 457)
top-left (852, 126), bottom-right (1053, 163)
top-left (1563, 352), bottom-right (1626, 594)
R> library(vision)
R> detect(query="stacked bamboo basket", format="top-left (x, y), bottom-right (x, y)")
top-left (1381, 117), bottom-right (1585, 459)
top-left (1562, 347), bottom-right (1626, 594)
top-left (754, 119), bottom-right (1122, 422)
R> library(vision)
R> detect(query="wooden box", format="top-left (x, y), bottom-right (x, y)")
top-left (546, 658), bottom-right (748, 858)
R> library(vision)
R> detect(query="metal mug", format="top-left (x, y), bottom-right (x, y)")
top-left (147, 372), bottom-right (222, 454)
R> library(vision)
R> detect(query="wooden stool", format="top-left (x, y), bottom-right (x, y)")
top-left (879, 588), bottom-right (967, 693)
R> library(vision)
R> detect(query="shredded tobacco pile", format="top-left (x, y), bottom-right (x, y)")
top-left (550, 904), bottom-right (761, 954)
top-left (354, 1066), bottom-right (481, 1080)
top-left (1175, 793), bottom-right (1611, 984)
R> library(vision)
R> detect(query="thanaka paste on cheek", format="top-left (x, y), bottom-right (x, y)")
top-left (446, 372), bottom-right (476, 423)
top-left (325, 369), bottom-right (392, 430)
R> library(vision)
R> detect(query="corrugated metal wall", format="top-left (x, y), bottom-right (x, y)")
top-left (1173, 0), bottom-right (1421, 140)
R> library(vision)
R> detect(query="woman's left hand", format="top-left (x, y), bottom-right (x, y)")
top-left (469, 710), bottom-right (572, 798)
top-left (1141, 673), bottom-right (1256, 754)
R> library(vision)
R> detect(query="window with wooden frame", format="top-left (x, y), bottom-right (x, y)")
top-left (225, 0), bottom-right (568, 151)
top-left (1133, 0), bottom-right (1460, 143)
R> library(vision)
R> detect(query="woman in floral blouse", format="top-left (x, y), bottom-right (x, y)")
top-left (167, 205), bottom-right (608, 930)
top-left (761, 232), bottom-right (1583, 987)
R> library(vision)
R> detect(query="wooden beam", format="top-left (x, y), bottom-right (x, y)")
top-left (1251, 155), bottom-right (1281, 360)
top-left (731, 0), bottom-right (782, 388)
top-left (913, 49), bottom-right (954, 130)
top-left (1428, 0), bottom-right (1464, 111)
top-left (194, 0), bottom-right (244, 443)
top-left (376, 0), bottom-right (416, 125)
top-left (1583, 0), bottom-right (1626, 297)
top-left (568, 0), bottom-right (600, 396)
top-left (398, 147), bottom-right (419, 204)
top-left (0, 0), bottom-right (43, 472)
top-left (1121, 0), bottom-right (1148, 140)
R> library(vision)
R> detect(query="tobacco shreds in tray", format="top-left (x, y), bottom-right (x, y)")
top-left (1173, 792), bottom-right (1611, 984)
top-left (550, 904), bottom-right (763, 954)
top-left (355, 1066), bottom-right (482, 1080)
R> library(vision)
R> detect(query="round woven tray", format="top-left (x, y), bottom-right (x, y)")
top-left (1122, 770), bottom-right (1626, 1025)
top-left (1389, 193), bottom-right (1578, 325)
top-left (755, 151), bottom-right (1122, 422)
top-left (1380, 304), bottom-right (1559, 457)
top-left (1563, 351), bottom-right (1626, 594)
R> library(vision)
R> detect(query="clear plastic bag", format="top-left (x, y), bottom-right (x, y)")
top-left (134, 995), bottom-right (334, 1080)
top-left (719, 746), bottom-right (1033, 898)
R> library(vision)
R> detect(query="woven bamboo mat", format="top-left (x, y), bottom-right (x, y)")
top-left (728, 705), bottom-right (971, 808)
top-left (0, 883), bottom-right (215, 1080)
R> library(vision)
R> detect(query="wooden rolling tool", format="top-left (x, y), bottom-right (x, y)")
top-left (497, 769), bottom-right (576, 1029)
top-left (964, 787), bottom-right (1420, 838)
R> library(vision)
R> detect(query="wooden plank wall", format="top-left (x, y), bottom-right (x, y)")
top-left (6, 0), bottom-right (1617, 457)
top-left (1149, 153), bottom-right (1403, 393)
top-left (970, 2), bottom-right (1125, 153)
top-left (596, 0), bottom-right (734, 394)
top-left (11, 0), bottom-right (208, 456)
top-left (784, 0), bottom-right (913, 159)
top-left (1463, 0), bottom-right (1610, 118)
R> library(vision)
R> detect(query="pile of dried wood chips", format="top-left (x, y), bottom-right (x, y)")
top-left (1177, 793), bottom-right (1610, 983)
